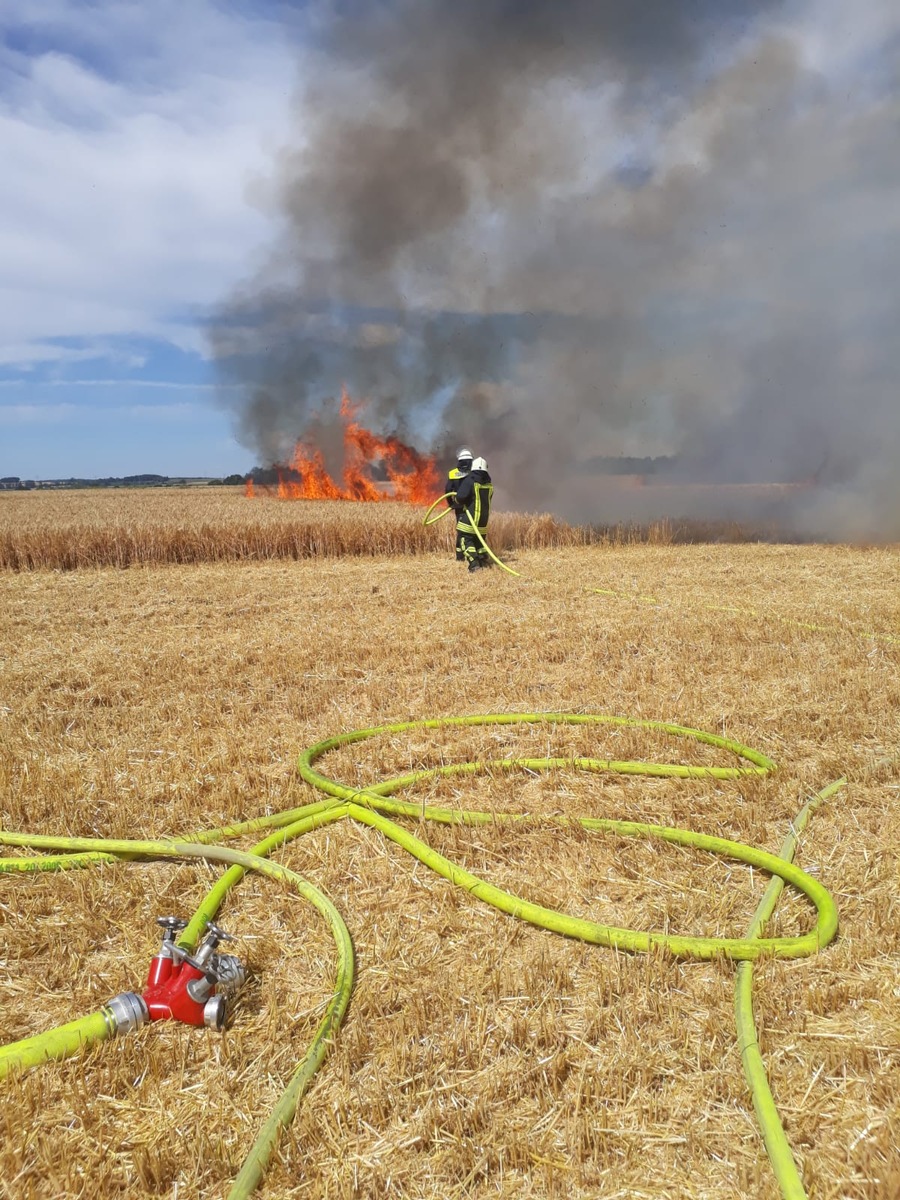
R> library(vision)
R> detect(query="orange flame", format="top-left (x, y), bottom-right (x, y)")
top-left (247, 388), bottom-right (440, 504)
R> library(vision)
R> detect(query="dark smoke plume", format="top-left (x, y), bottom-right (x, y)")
top-left (212, 0), bottom-right (900, 538)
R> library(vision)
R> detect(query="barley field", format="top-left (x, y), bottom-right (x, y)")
top-left (0, 488), bottom-right (595, 570)
top-left (0, 487), bottom-right (791, 572)
top-left (0, 489), bottom-right (898, 1199)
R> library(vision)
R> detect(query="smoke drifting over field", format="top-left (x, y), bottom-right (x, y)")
top-left (212, 1), bottom-right (900, 538)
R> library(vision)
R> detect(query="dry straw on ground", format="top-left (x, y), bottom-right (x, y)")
top-left (0, 490), bottom-right (898, 1199)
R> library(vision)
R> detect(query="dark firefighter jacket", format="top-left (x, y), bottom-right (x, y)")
top-left (446, 466), bottom-right (469, 511)
top-left (455, 468), bottom-right (493, 533)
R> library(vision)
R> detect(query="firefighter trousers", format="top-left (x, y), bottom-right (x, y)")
top-left (459, 529), bottom-right (489, 565)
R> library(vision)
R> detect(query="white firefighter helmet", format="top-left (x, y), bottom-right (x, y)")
top-left (456, 446), bottom-right (473, 464)
top-left (471, 456), bottom-right (488, 472)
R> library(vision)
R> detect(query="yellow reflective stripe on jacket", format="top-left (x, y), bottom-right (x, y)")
top-left (456, 482), bottom-right (493, 532)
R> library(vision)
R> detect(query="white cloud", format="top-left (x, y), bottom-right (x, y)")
top-left (0, 1), bottom-right (296, 369)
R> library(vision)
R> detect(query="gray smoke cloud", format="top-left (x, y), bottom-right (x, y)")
top-left (212, 0), bottom-right (900, 539)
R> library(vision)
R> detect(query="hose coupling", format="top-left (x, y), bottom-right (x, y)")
top-left (107, 991), bottom-right (149, 1035)
top-left (203, 995), bottom-right (227, 1031)
top-left (212, 953), bottom-right (246, 997)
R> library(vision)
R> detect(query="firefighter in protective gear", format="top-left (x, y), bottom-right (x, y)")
top-left (454, 456), bottom-right (493, 571)
top-left (447, 447), bottom-right (473, 561)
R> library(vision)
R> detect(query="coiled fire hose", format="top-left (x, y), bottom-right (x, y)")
top-left (0, 712), bottom-right (841, 1199)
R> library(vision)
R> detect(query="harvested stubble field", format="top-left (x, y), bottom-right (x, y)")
top-left (0, 488), bottom-right (898, 1200)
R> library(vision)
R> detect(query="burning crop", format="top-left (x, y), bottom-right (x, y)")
top-left (247, 390), bottom-right (441, 504)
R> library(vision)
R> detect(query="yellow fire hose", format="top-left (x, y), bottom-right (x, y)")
top-left (422, 493), bottom-right (521, 575)
top-left (735, 776), bottom-right (846, 1200)
top-left (421, 493), bottom-right (454, 526)
top-left (426, 491), bottom-right (900, 648)
top-left (0, 712), bottom-right (841, 1199)
top-left (589, 585), bottom-right (900, 647)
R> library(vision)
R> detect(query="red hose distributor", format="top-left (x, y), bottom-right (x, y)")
top-left (107, 917), bottom-right (245, 1034)
top-left (142, 918), bottom-right (245, 1030)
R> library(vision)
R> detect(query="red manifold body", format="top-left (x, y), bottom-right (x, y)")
top-left (142, 952), bottom-right (217, 1027)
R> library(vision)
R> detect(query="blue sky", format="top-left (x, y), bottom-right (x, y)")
top-left (0, 0), bottom-right (296, 478)
top-left (1, 0), bottom-right (897, 482)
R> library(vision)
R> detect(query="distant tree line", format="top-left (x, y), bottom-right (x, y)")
top-left (1, 473), bottom-right (250, 490)
top-left (2, 460), bottom-right (685, 492)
